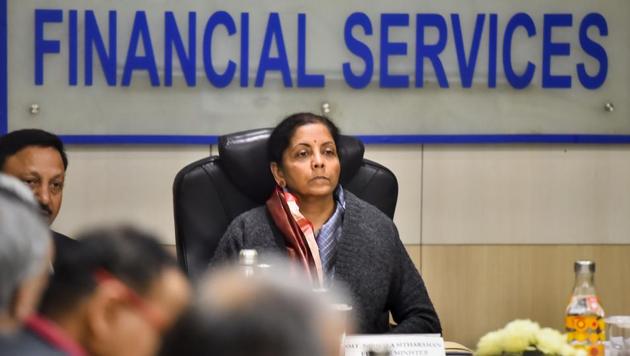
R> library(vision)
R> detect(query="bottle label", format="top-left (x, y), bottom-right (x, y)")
top-left (565, 315), bottom-right (606, 356)
top-left (565, 295), bottom-right (605, 356)
top-left (563, 341), bottom-right (604, 356)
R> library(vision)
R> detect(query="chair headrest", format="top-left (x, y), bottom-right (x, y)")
top-left (219, 128), bottom-right (365, 203)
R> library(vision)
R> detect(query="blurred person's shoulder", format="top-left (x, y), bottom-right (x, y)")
top-left (0, 328), bottom-right (67, 356)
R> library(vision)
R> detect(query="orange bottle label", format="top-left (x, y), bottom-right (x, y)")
top-left (565, 315), bottom-right (606, 356)
top-left (580, 343), bottom-right (603, 356)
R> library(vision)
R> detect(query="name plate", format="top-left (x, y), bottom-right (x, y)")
top-left (343, 334), bottom-right (445, 356)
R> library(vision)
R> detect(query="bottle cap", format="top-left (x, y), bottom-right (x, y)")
top-left (574, 260), bottom-right (595, 273)
top-left (239, 249), bottom-right (258, 265)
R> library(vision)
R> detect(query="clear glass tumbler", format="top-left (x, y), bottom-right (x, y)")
top-left (606, 315), bottom-right (630, 356)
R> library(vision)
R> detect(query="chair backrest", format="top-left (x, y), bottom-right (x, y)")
top-left (173, 128), bottom-right (398, 278)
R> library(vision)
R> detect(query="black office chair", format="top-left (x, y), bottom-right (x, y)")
top-left (173, 128), bottom-right (398, 278)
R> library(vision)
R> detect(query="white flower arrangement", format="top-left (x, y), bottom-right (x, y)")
top-left (476, 319), bottom-right (587, 356)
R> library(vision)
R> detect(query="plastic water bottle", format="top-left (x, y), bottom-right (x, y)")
top-left (238, 249), bottom-right (258, 277)
top-left (565, 260), bottom-right (606, 356)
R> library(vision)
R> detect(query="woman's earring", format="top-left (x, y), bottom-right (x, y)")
top-left (278, 180), bottom-right (286, 188)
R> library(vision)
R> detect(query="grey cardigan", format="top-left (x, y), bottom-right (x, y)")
top-left (212, 190), bottom-right (442, 334)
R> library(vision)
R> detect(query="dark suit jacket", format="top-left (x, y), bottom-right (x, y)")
top-left (52, 230), bottom-right (77, 251)
top-left (0, 316), bottom-right (85, 356)
top-left (51, 230), bottom-right (77, 270)
top-left (0, 329), bottom-right (67, 356)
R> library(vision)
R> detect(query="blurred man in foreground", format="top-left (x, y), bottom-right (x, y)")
top-left (4, 226), bottom-right (191, 356)
top-left (0, 174), bottom-right (53, 334)
top-left (0, 129), bottom-right (75, 251)
top-left (160, 259), bottom-right (352, 356)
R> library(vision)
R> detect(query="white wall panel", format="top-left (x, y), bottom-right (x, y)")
top-left (422, 144), bottom-right (630, 244)
top-left (364, 145), bottom-right (423, 245)
top-left (51, 145), bottom-right (210, 244)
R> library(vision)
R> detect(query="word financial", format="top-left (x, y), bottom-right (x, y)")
top-left (35, 10), bottom-right (608, 89)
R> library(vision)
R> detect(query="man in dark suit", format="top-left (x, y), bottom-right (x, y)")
top-left (0, 129), bottom-right (76, 251)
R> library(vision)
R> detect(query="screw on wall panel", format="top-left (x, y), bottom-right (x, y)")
top-left (604, 102), bottom-right (614, 113)
top-left (29, 104), bottom-right (40, 115)
top-left (321, 102), bottom-right (331, 116)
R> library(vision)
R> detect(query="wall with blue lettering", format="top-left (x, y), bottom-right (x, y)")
top-left (4, 0), bottom-right (629, 143)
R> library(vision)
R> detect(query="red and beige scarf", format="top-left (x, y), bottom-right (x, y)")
top-left (266, 185), bottom-right (324, 287)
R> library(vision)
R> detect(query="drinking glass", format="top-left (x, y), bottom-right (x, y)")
top-left (606, 315), bottom-right (630, 356)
